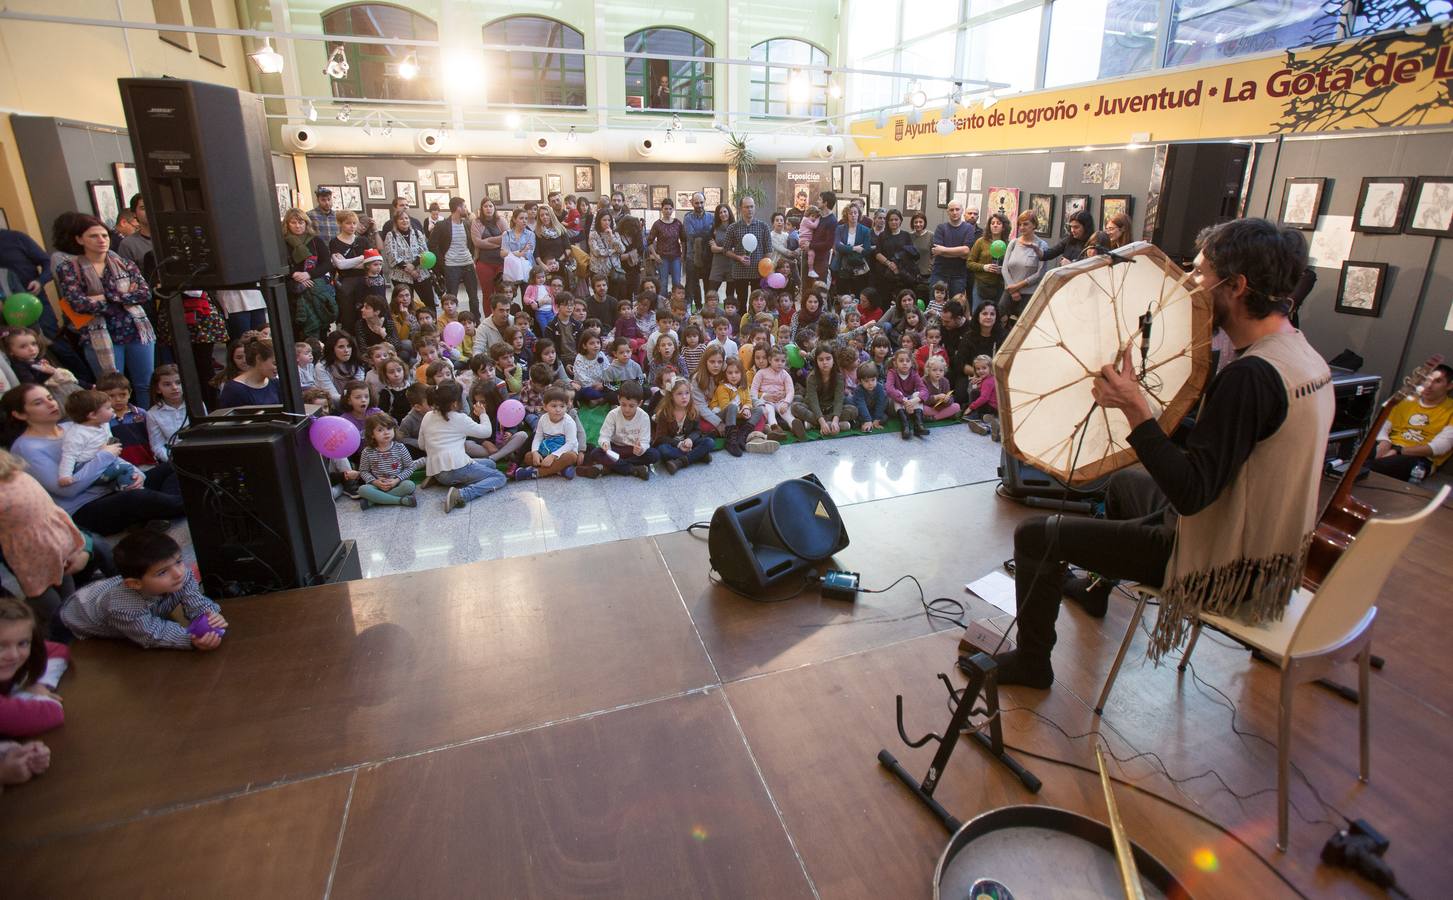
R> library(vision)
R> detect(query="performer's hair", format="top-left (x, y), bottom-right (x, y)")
top-left (1195, 218), bottom-right (1308, 320)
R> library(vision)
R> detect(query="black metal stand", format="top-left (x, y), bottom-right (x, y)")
top-left (878, 653), bottom-right (1041, 833)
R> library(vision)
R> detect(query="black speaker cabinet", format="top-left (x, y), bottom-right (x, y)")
top-left (708, 474), bottom-right (849, 595)
top-left (1150, 143), bottom-right (1250, 264)
top-left (118, 78), bottom-right (285, 287)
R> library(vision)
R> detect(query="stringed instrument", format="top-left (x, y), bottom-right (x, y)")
top-left (1303, 354), bottom-right (1444, 590)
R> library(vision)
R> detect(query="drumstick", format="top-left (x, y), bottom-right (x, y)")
top-left (1095, 745), bottom-right (1146, 900)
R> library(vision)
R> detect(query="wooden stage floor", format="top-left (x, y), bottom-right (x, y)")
top-left (2, 476), bottom-right (1449, 898)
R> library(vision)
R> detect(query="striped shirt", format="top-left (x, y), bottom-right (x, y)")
top-left (357, 441), bottom-right (423, 484)
top-left (59, 571), bottom-right (219, 650)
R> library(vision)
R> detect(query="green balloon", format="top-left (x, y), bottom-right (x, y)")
top-left (917, 298), bottom-right (927, 311)
top-left (419, 250), bottom-right (438, 270)
top-left (989, 240), bottom-right (1007, 259)
top-left (785, 343), bottom-right (804, 369)
top-left (2, 292), bottom-right (43, 327)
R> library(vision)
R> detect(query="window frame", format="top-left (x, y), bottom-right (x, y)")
top-left (749, 38), bottom-right (830, 119)
top-left (624, 27), bottom-right (715, 114)
top-left (481, 15), bottom-right (588, 109)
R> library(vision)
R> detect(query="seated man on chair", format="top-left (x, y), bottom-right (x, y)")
top-left (997, 218), bottom-right (1335, 688)
top-left (1369, 362), bottom-right (1452, 483)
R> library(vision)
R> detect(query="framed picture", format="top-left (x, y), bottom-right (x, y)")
top-left (1103, 161), bottom-right (1122, 190)
top-left (1404, 176), bottom-right (1453, 237)
top-left (1279, 177), bottom-right (1326, 230)
top-left (986, 186), bottom-right (1020, 225)
top-left (887, 186), bottom-right (898, 208)
top-left (112, 163), bottom-right (139, 208)
top-left (1352, 177), bottom-right (1413, 233)
top-left (849, 164), bottom-right (863, 194)
top-left (936, 179), bottom-right (951, 209)
top-left (87, 180), bottom-right (120, 228)
top-left (1100, 194), bottom-right (1133, 226)
top-left (418, 168), bottom-right (436, 189)
top-left (394, 181), bottom-right (417, 206)
top-left (437, 171), bottom-right (457, 189)
top-left (507, 176), bottom-right (544, 204)
top-left (621, 183), bottom-right (649, 209)
top-left (544, 173), bottom-right (561, 195)
top-left (965, 192), bottom-right (983, 217)
top-left (1028, 193), bottom-right (1056, 238)
top-left (574, 165), bottom-right (595, 193)
top-left (343, 166), bottom-right (359, 185)
top-left (339, 185), bottom-right (363, 212)
top-left (675, 190), bottom-right (693, 209)
top-left (1062, 194), bottom-right (1092, 235)
top-left (421, 190), bottom-right (451, 212)
top-left (485, 183), bottom-right (503, 203)
top-left (369, 207), bottom-right (392, 227)
top-left (903, 184), bottom-right (927, 215)
top-left (1082, 162), bottom-right (1104, 184)
top-left (274, 184), bottom-right (292, 216)
top-left (366, 176), bottom-right (387, 200)
top-left (955, 168), bottom-right (968, 193)
top-left (867, 181), bottom-right (882, 210)
top-left (831, 165), bottom-right (843, 193)
top-left (703, 186), bottom-right (723, 208)
top-left (650, 184), bottom-right (671, 208)
top-left (1336, 261), bottom-right (1389, 317)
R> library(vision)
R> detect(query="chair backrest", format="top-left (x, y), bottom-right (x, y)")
top-left (1288, 485), bottom-right (1449, 658)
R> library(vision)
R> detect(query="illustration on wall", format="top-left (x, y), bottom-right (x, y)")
top-left (1028, 193), bottom-right (1056, 238)
top-left (366, 176), bottom-right (387, 200)
top-left (1063, 194), bottom-right (1092, 235)
top-left (986, 187), bottom-right (1020, 225)
top-left (1336, 260), bottom-right (1388, 317)
top-left (903, 184), bottom-right (927, 215)
top-left (1352, 176), bottom-right (1412, 233)
top-left (1405, 176), bottom-right (1453, 237)
top-left (1279, 177), bottom-right (1327, 230)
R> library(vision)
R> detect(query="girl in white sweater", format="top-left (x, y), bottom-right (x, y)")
top-left (418, 382), bottom-right (508, 512)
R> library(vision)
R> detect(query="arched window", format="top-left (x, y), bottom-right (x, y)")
top-left (750, 39), bottom-right (829, 118)
top-left (482, 16), bottom-right (587, 107)
top-left (624, 28), bottom-right (713, 112)
top-left (321, 3), bottom-right (438, 101)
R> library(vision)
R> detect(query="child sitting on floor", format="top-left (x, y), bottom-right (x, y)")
top-left (922, 355), bottom-right (962, 421)
top-left (965, 355), bottom-right (1000, 441)
top-left (96, 372), bottom-right (155, 466)
top-left (653, 375), bottom-right (712, 474)
top-left (886, 349), bottom-right (931, 440)
top-left (603, 337), bottom-right (646, 398)
top-left (752, 347), bottom-right (803, 441)
top-left (525, 386), bottom-right (598, 480)
top-left (710, 357), bottom-right (769, 457)
top-left (0, 596), bottom-right (70, 739)
top-left (679, 324), bottom-right (706, 378)
top-left (573, 329), bottom-right (610, 405)
top-left (58, 390), bottom-right (138, 488)
top-left (592, 381), bottom-right (657, 480)
top-left (490, 341), bottom-right (524, 396)
top-left (852, 362), bottom-right (888, 433)
top-left (59, 531), bottom-right (226, 651)
top-left (375, 357), bottom-right (413, 420)
top-left (355, 412), bottom-right (422, 508)
top-left (397, 382), bottom-right (432, 459)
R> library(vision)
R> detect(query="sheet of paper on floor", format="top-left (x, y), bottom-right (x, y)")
top-left (966, 569), bottom-right (1017, 615)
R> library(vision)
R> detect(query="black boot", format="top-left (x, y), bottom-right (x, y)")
top-left (1063, 571), bottom-right (1115, 618)
top-left (725, 424), bottom-right (745, 457)
top-left (897, 409), bottom-right (913, 440)
top-left (992, 648), bottom-right (1054, 689)
top-left (913, 410), bottom-right (929, 437)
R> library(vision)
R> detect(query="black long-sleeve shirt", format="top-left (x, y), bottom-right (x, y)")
top-left (1126, 356), bottom-right (1286, 516)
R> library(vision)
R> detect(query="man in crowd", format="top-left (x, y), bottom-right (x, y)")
top-left (1370, 362), bottom-right (1453, 482)
top-left (682, 191), bottom-right (713, 309)
top-left (427, 197), bottom-right (480, 317)
top-left (479, 294), bottom-right (513, 349)
top-left (930, 200), bottom-right (978, 299)
top-left (811, 190), bottom-right (839, 287)
top-left (381, 195), bottom-right (424, 236)
top-left (307, 186), bottom-right (339, 241)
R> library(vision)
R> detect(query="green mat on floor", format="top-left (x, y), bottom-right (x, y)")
top-left (573, 402), bottom-right (966, 449)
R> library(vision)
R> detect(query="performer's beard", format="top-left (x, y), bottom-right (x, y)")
top-left (1206, 278), bottom-right (1230, 331)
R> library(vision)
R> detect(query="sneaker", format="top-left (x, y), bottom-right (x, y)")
top-left (513, 466), bottom-right (538, 481)
top-left (359, 498), bottom-right (372, 510)
top-left (576, 464), bottom-right (603, 478)
top-left (745, 438), bottom-right (780, 454)
top-left (987, 414), bottom-right (1001, 443)
top-left (504, 463), bottom-right (519, 479)
top-left (747, 431), bottom-right (767, 443)
top-left (561, 466), bottom-right (576, 480)
top-left (789, 418), bottom-right (807, 440)
top-left (660, 458), bottom-right (682, 475)
top-left (632, 465), bottom-right (651, 481)
top-left (767, 425), bottom-right (787, 441)
top-left (400, 495), bottom-right (417, 507)
top-left (699, 451), bottom-right (712, 464)
top-left (342, 480), bottom-right (360, 498)
top-left (445, 487), bottom-right (464, 513)
top-left (967, 419), bottom-right (990, 435)
top-left (726, 440), bottom-right (744, 458)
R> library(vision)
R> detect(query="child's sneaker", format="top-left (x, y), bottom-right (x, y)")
top-left (400, 495), bottom-right (417, 507)
top-left (807, 270), bottom-right (819, 279)
top-left (513, 466), bottom-right (538, 481)
top-left (659, 458), bottom-right (683, 475)
top-left (445, 487), bottom-right (464, 512)
top-left (967, 419), bottom-right (990, 435)
top-left (576, 464), bottom-right (603, 478)
top-left (789, 418), bottom-right (807, 440)
top-left (359, 498), bottom-right (372, 510)
top-left (747, 431), bottom-right (767, 443)
top-left (746, 438), bottom-right (780, 454)
top-left (632, 465), bottom-right (651, 480)
top-left (986, 413), bottom-right (1001, 443)
top-left (561, 465), bottom-right (576, 480)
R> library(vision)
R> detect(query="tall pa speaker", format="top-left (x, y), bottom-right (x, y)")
top-left (1149, 143), bottom-right (1250, 264)
top-left (708, 474), bottom-right (849, 595)
top-left (118, 79), bottom-right (285, 287)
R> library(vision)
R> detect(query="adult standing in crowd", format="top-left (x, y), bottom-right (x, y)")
top-left (428, 197), bottom-right (480, 319)
top-left (499, 207), bottom-right (537, 302)
top-left (724, 197), bottom-right (770, 310)
top-left (967, 212), bottom-right (1010, 313)
top-left (618, 215), bottom-right (646, 300)
top-left (705, 204), bottom-right (736, 303)
top-left (52, 216), bottom-right (156, 405)
top-left (282, 208), bottom-right (336, 342)
top-left (832, 203), bottom-right (873, 300)
top-left (682, 192), bottom-right (713, 309)
top-left (308, 187), bottom-right (340, 242)
top-left (534, 206), bottom-right (571, 293)
top-left (589, 211), bottom-right (627, 301)
top-left (872, 209), bottom-right (915, 301)
top-left (380, 195), bottom-right (424, 237)
top-left (113, 194), bottom-right (166, 362)
top-left (811, 191), bottom-right (839, 288)
top-left (382, 208), bottom-right (435, 313)
top-left (1000, 210), bottom-right (1048, 322)
top-left (329, 210), bottom-right (370, 335)
top-left (648, 198), bottom-right (685, 294)
top-left (471, 198), bottom-right (505, 300)
top-left (1043, 210), bottom-right (1096, 265)
top-left (908, 212), bottom-right (934, 294)
top-left (930, 199), bottom-right (979, 299)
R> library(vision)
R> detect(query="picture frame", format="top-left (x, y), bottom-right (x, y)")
top-left (574, 165), bottom-right (595, 193)
top-left (1404, 176), bottom-right (1453, 237)
top-left (1100, 194), bottom-right (1133, 226)
top-left (965, 192), bottom-right (983, 217)
top-left (849, 164), bottom-right (863, 194)
top-left (955, 168), bottom-right (968, 192)
top-left (1279, 177), bottom-right (1326, 230)
top-left (1352, 177), bottom-right (1413, 234)
top-left (650, 184), bottom-right (671, 208)
top-left (421, 190), bottom-right (451, 212)
top-left (112, 163), bottom-right (139, 209)
top-left (621, 183), bottom-right (650, 210)
top-left (339, 185), bottom-right (363, 212)
top-left (366, 176), bottom-right (387, 200)
top-left (887, 186), bottom-right (898, 208)
top-left (936, 179), bottom-right (951, 209)
top-left (1028, 193), bottom-right (1056, 238)
top-left (343, 166), bottom-right (359, 185)
top-left (394, 181), bottom-right (417, 206)
top-left (1062, 194), bottom-right (1092, 235)
top-left (674, 190), bottom-right (694, 209)
top-left (485, 183), bottom-right (503, 203)
top-left (507, 176), bottom-right (544, 204)
top-left (87, 180), bottom-right (120, 228)
top-left (437, 171), bottom-right (458, 189)
top-left (274, 184), bottom-right (292, 217)
top-left (903, 184), bottom-right (927, 216)
top-left (546, 173), bottom-right (563, 195)
top-left (986, 186), bottom-right (1019, 225)
top-left (831, 165), bottom-right (843, 193)
top-left (418, 168), bottom-right (436, 189)
top-left (369, 207), bottom-right (392, 227)
top-left (1336, 261), bottom-right (1389, 317)
top-left (867, 181), bottom-right (882, 210)
top-left (702, 186), bottom-right (723, 208)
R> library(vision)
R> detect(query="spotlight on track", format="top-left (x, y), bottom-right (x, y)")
top-left (906, 81), bottom-right (927, 108)
top-left (249, 38), bottom-right (284, 75)
top-left (305, 100), bottom-right (318, 122)
top-left (336, 103), bottom-right (352, 123)
top-left (324, 46), bottom-right (350, 80)
top-left (397, 53), bottom-right (419, 81)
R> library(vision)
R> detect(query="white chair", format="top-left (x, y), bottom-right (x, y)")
top-left (1095, 485), bottom-right (1448, 851)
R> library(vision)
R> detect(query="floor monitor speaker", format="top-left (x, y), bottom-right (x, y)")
top-left (708, 474), bottom-right (849, 595)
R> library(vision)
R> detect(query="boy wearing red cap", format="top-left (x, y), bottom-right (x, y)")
top-left (362, 247), bottom-right (389, 308)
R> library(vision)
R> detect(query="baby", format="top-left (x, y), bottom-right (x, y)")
top-left (798, 206), bottom-right (821, 278)
top-left (58, 390), bottom-right (138, 487)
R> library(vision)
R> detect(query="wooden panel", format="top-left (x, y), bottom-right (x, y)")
top-left (332, 690), bottom-right (814, 899)
top-left (0, 772), bottom-right (349, 897)
top-left (0, 540), bottom-right (715, 842)
top-left (657, 481), bottom-right (1037, 681)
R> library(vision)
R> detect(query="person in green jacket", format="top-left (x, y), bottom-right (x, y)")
top-left (966, 212), bottom-right (1010, 313)
top-left (791, 345), bottom-right (858, 435)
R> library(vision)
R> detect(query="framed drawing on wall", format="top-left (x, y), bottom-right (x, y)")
top-left (507, 177), bottom-right (544, 204)
top-left (867, 181), bottom-right (882, 210)
top-left (702, 187), bottom-right (723, 208)
top-left (87, 181), bottom-right (120, 228)
top-left (831, 165), bottom-right (843, 193)
top-left (366, 176), bottom-right (387, 200)
top-left (547, 174), bottom-right (563, 195)
top-left (343, 166), bottom-right (359, 185)
top-left (620, 183), bottom-right (650, 210)
top-left (437, 171), bottom-right (458, 189)
top-left (986, 186), bottom-right (1019, 224)
top-left (903, 185), bottom-right (927, 216)
top-left (1352, 177), bottom-right (1412, 233)
top-left (1279, 177), bottom-right (1326, 230)
top-left (339, 185), bottom-right (363, 212)
top-left (1336, 261), bottom-right (1388, 317)
top-left (485, 183), bottom-right (503, 203)
top-left (574, 165), bottom-right (595, 193)
top-left (1100, 194), bottom-right (1133, 226)
top-left (887, 186), bottom-right (898, 208)
top-left (112, 163), bottom-right (139, 208)
top-left (650, 185), bottom-right (671, 208)
top-left (675, 190), bottom-right (693, 209)
top-left (275, 184), bottom-right (292, 217)
top-left (421, 190), bottom-right (451, 212)
top-left (937, 179), bottom-right (951, 209)
top-left (393, 181), bottom-right (417, 206)
top-left (1404, 176), bottom-right (1453, 237)
top-left (369, 208), bottom-right (392, 227)
top-left (849, 164), bottom-right (863, 194)
top-left (1062, 194), bottom-right (1092, 235)
top-left (1028, 193), bottom-right (1056, 238)
top-left (418, 168), bottom-right (436, 189)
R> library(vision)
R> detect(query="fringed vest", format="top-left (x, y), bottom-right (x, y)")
top-left (1148, 330), bottom-right (1334, 660)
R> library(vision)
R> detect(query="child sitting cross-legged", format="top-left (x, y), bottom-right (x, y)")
top-left (922, 356), bottom-right (963, 422)
top-left (573, 328), bottom-right (610, 406)
top-left (964, 354), bottom-right (1000, 441)
top-left (603, 336), bottom-right (646, 399)
top-left (355, 412), bottom-right (423, 508)
top-left (396, 382), bottom-right (432, 459)
top-left (852, 362), bottom-right (889, 433)
top-left (651, 373), bottom-right (714, 475)
top-left (752, 347), bottom-right (803, 440)
top-left (524, 386), bottom-right (601, 480)
top-left (59, 530), bottom-right (227, 651)
top-left (591, 381), bottom-right (657, 480)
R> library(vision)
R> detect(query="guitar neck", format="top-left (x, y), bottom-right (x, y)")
top-left (1329, 394), bottom-right (1399, 509)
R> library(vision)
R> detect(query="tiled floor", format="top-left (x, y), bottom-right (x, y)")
top-left (335, 427), bottom-right (1007, 578)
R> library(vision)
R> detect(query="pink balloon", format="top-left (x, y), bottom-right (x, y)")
top-left (310, 415), bottom-right (361, 459)
top-left (441, 321), bottom-right (466, 347)
top-left (497, 398), bottom-right (526, 428)
top-left (766, 272), bottom-right (787, 290)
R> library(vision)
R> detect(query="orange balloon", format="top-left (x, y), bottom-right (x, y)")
top-left (757, 258), bottom-right (775, 277)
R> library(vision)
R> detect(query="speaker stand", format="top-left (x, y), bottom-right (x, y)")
top-left (878, 653), bottom-right (1041, 833)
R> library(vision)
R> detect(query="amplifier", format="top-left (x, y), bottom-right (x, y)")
top-left (1327, 368), bottom-right (1381, 461)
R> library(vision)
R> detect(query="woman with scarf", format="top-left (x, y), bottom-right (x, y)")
top-left (533, 206), bottom-right (571, 293)
top-left (871, 209), bottom-right (915, 302)
top-left (313, 330), bottom-right (368, 403)
top-left (283, 208), bottom-right (337, 341)
top-left (382, 208), bottom-right (434, 314)
top-left (832, 205), bottom-right (874, 300)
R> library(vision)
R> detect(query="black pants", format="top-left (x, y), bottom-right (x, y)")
top-left (443, 264), bottom-right (481, 318)
top-left (729, 278), bottom-right (754, 311)
top-left (1368, 453), bottom-right (1431, 482)
top-left (684, 262), bottom-right (706, 311)
top-left (1012, 469), bottom-right (1175, 663)
top-left (70, 464), bottom-right (186, 535)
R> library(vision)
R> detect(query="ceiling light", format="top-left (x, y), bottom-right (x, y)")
top-left (567, 125), bottom-right (577, 142)
top-left (906, 82), bottom-right (927, 108)
top-left (788, 70), bottom-right (810, 104)
top-left (397, 53), bottom-right (419, 80)
top-left (249, 38), bottom-right (284, 75)
top-left (324, 46), bottom-right (350, 80)
top-left (336, 103), bottom-right (352, 123)
top-left (305, 100), bottom-right (318, 122)
top-left (505, 112), bottom-right (522, 129)
top-left (827, 72), bottom-right (842, 98)
top-left (936, 115), bottom-right (955, 136)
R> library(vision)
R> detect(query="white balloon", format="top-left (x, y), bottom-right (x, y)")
top-left (741, 232), bottom-right (758, 253)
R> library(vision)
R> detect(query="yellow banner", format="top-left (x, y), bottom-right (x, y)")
top-left (851, 24), bottom-right (1453, 157)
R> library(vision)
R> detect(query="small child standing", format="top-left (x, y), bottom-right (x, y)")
top-left (965, 355), bottom-right (1000, 441)
top-left (852, 362), bottom-right (889, 432)
top-left (58, 390), bottom-right (138, 487)
top-left (355, 412), bottom-right (423, 508)
top-left (59, 530), bottom-right (227, 651)
top-left (798, 206), bottom-right (821, 278)
top-left (592, 381), bottom-right (658, 479)
top-left (97, 372), bottom-right (155, 466)
top-left (752, 347), bottom-right (803, 440)
top-left (886, 349), bottom-right (931, 440)
top-left (526, 386), bottom-right (598, 479)
top-left (922, 356), bottom-right (962, 421)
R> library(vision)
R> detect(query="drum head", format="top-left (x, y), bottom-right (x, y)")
top-left (933, 806), bottom-right (1188, 900)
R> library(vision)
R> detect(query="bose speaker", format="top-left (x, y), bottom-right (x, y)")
top-left (708, 474), bottom-right (849, 595)
top-left (1149, 143), bottom-right (1250, 264)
